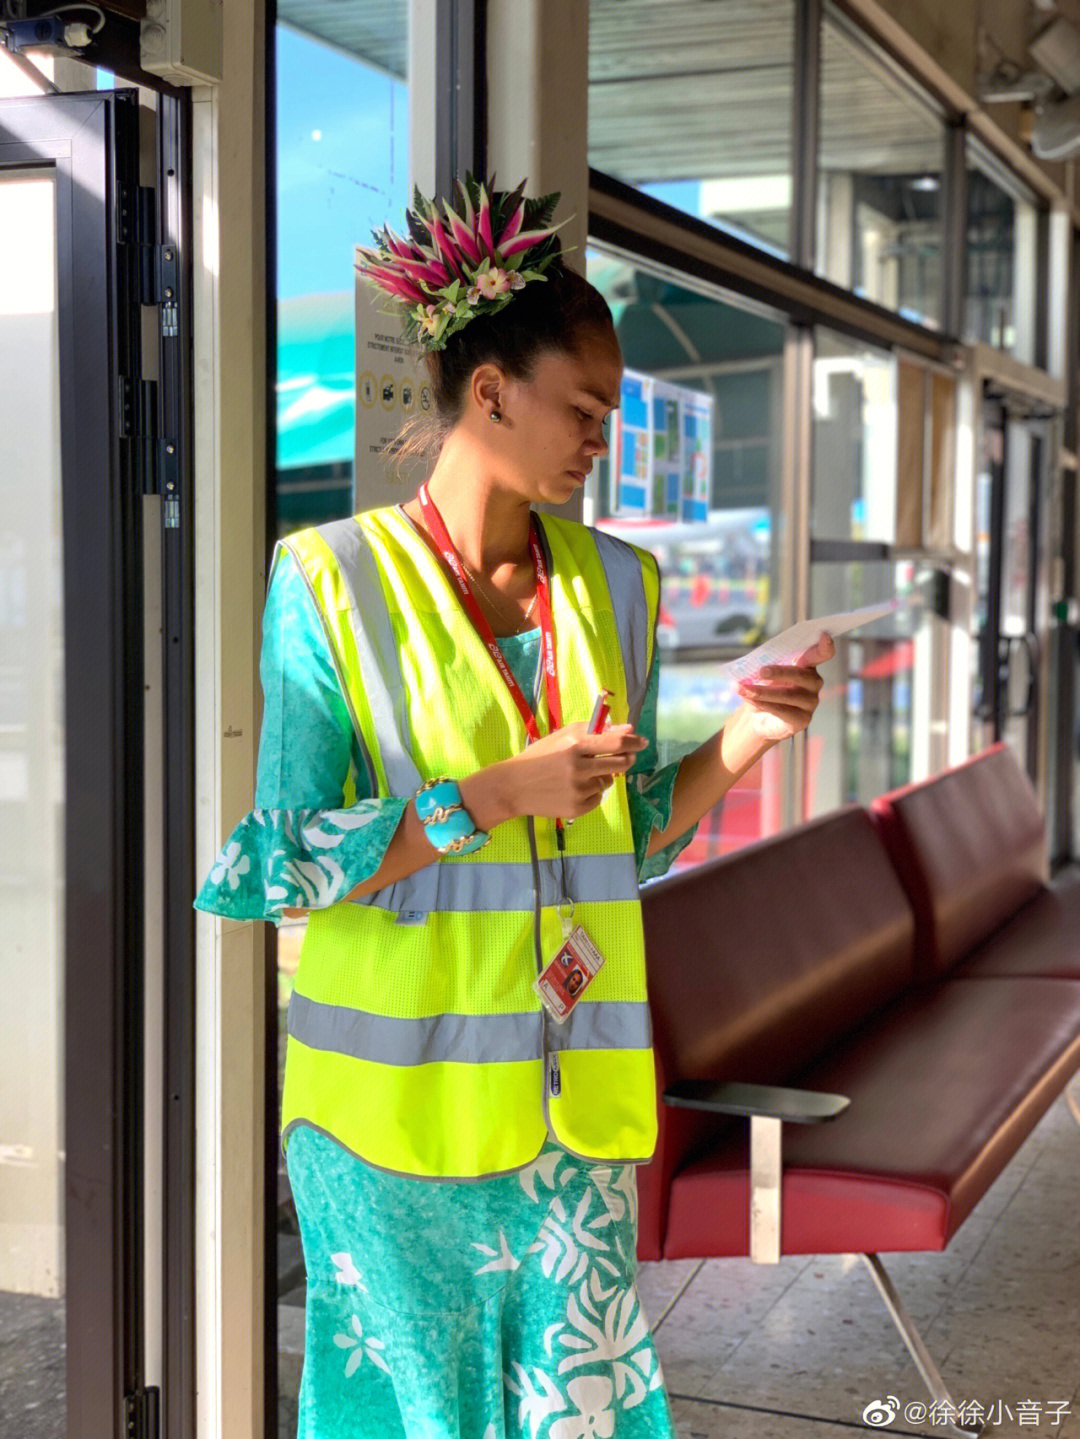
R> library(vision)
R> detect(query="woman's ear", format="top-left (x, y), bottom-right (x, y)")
top-left (471, 362), bottom-right (505, 419)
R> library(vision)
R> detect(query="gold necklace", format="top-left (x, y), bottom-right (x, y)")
top-left (458, 555), bottom-right (538, 633)
top-left (405, 503), bottom-right (538, 633)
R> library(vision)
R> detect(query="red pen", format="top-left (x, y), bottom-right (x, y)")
top-left (587, 688), bottom-right (613, 734)
top-left (557, 689), bottom-right (614, 847)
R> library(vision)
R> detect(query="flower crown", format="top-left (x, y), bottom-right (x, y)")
top-left (355, 172), bottom-right (573, 353)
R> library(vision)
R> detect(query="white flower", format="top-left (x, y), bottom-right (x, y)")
top-left (503, 1362), bottom-right (567, 1439)
top-left (549, 1375), bottom-right (615, 1439)
top-left (330, 1252), bottom-right (367, 1290)
top-left (332, 1313), bottom-right (389, 1377)
top-left (210, 841), bottom-right (250, 891)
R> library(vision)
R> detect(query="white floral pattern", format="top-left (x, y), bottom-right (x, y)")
top-left (332, 1312), bottom-right (390, 1377)
top-left (196, 797), bottom-right (404, 920)
top-left (208, 840), bottom-right (250, 891)
top-left (330, 1251), bottom-right (367, 1289)
top-left (493, 1146), bottom-right (669, 1434)
top-left (549, 1375), bottom-right (616, 1439)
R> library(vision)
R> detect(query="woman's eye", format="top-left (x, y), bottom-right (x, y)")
top-left (574, 407), bottom-right (591, 422)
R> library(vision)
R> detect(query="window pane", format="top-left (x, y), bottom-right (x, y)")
top-left (274, 8), bottom-right (409, 1430)
top-left (806, 560), bottom-right (924, 813)
top-left (589, 0), bottom-right (795, 257)
top-left (586, 249), bottom-right (789, 864)
top-left (0, 170), bottom-right (66, 1428)
top-left (965, 142), bottom-right (1040, 363)
top-left (817, 15), bottom-right (945, 327)
top-left (275, 13), bottom-right (409, 541)
top-left (812, 330), bottom-right (897, 544)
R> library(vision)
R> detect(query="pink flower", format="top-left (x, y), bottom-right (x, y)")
top-left (477, 267), bottom-right (512, 299)
top-left (417, 303), bottom-right (441, 337)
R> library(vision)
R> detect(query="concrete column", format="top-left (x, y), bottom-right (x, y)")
top-left (486, 0), bottom-right (591, 520)
top-left (192, 0), bottom-right (266, 1432)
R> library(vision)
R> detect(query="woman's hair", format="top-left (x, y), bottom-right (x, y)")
top-left (390, 251), bottom-right (615, 470)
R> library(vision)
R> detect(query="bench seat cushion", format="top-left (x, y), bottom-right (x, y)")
top-left (952, 875), bottom-right (1080, 980)
top-left (663, 976), bottom-right (1080, 1259)
top-left (870, 744), bottom-right (1048, 979)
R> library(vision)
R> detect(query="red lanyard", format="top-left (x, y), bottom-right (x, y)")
top-left (416, 482), bottom-right (562, 741)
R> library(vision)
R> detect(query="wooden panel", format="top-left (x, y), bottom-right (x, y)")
top-left (927, 371), bottom-right (957, 551)
top-left (896, 357), bottom-right (925, 547)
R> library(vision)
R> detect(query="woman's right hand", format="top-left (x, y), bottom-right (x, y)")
top-left (490, 723), bottom-right (649, 821)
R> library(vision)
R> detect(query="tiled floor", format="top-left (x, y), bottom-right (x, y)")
top-left (279, 1077), bottom-right (1080, 1438)
top-left (640, 1078), bottom-right (1080, 1439)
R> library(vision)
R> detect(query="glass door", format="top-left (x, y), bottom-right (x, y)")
top-left (0, 90), bottom-right (149, 1439)
top-left (974, 393), bottom-right (1049, 781)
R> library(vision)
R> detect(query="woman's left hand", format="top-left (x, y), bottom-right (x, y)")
top-left (734, 632), bottom-right (835, 743)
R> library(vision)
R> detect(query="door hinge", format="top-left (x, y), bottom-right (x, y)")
top-left (128, 184), bottom-right (179, 337)
top-left (119, 376), bottom-right (179, 518)
top-left (123, 1385), bottom-right (160, 1439)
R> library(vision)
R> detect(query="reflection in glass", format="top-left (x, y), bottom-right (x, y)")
top-left (812, 330), bottom-right (896, 544)
top-left (817, 15), bottom-right (944, 327)
top-left (587, 249), bottom-right (789, 863)
top-left (275, 13), bottom-right (409, 539)
top-left (0, 170), bottom-right (66, 1428)
top-left (274, 7), bottom-right (409, 1430)
top-left (806, 561), bottom-right (923, 814)
top-left (588, 0), bottom-right (795, 256)
top-left (965, 144), bottom-right (1039, 362)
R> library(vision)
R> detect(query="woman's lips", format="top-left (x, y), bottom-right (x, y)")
top-left (567, 470), bottom-right (587, 482)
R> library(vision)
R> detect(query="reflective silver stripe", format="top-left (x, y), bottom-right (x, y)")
top-left (315, 517), bottom-right (423, 797)
top-left (349, 851), bottom-right (639, 912)
top-left (553, 997), bottom-right (653, 1053)
top-left (590, 528), bottom-right (650, 726)
top-left (308, 519), bottom-right (439, 915)
top-left (288, 991), bottom-right (652, 1065)
top-left (276, 539), bottom-right (378, 799)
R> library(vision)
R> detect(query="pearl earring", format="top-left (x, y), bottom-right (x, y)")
top-left (490, 409), bottom-right (502, 423)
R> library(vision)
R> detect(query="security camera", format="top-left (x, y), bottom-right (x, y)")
top-left (1031, 92), bottom-right (1080, 158)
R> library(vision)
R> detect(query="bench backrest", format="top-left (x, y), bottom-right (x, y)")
top-left (870, 743), bottom-right (1048, 979)
top-left (642, 805), bottom-right (915, 1088)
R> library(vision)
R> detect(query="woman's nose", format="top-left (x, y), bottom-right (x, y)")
top-left (585, 423), bottom-right (610, 457)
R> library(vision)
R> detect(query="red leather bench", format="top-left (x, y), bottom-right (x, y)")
top-left (637, 745), bottom-right (1080, 1435)
top-left (870, 742), bottom-right (1080, 983)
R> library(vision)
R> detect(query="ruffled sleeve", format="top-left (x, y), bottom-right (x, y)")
top-left (193, 546), bottom-right (408, 925)
top-left (624, 654), bottom-right (706, 883)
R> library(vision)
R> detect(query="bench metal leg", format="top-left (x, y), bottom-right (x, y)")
top-left (749, 1115), bottom-right (782, 1264)
top-left (860, 1254), bottom-right (985, 1439)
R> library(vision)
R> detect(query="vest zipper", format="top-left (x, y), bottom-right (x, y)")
top-left (527, 816), bottom-right (558, 1111)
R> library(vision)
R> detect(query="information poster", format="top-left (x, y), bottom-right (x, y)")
top-left (353, 261), bottom-right (431, 507)
top-left (611, 368), bottom-right (713, 520)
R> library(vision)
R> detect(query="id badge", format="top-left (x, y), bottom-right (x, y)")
top-left (534, 925), bottom-right (606, 1023)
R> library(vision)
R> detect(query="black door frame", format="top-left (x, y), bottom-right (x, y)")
top-left (0, 88), bottom-right (146, 1436)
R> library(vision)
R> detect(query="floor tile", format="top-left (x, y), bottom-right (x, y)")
top-left (636, 1257), bottom-right (703, 1329)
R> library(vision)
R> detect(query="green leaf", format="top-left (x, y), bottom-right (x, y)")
top-left (446, 278), bottom-right (461, 301)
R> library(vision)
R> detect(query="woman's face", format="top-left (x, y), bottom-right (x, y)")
top-left (486, 327), bottom-right (624, 507)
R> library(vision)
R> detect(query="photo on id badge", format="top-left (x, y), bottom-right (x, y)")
top-left (535, 928), bottom-right (603, 1021)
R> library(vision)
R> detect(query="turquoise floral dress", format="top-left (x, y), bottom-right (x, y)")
top-left (196, 541), bottom-right (699, 1439)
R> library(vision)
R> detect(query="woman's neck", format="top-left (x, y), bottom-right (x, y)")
top-left (415, 438), bottom-right (533, 577)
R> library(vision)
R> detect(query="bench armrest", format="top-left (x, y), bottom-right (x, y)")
top-left (663, 1079), bottom-right (850, 1124)
top-left (661, 1080), bottom-right (850, 1264)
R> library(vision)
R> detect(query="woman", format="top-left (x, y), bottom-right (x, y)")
top-left (197, 175), bottom-right (832, 1439)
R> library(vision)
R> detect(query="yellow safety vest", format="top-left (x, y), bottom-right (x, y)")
top-left (278, 503), bottom-right (661, 1179)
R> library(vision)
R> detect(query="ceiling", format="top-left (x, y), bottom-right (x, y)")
top-left (278, 0), bottom-right (943, 184)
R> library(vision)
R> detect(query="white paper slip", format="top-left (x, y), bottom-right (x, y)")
top-left (720, 599), bottom-right (903, 681)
